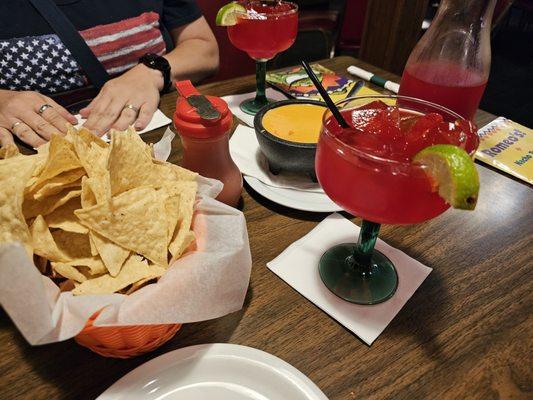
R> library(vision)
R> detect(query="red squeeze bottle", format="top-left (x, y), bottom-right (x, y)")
top-left (173, 80), bottom-right (242, 207)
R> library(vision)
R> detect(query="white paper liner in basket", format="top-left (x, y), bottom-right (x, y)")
top-left (0, 130), bottom-right (252, 345)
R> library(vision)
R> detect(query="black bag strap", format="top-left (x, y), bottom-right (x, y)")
top-left (28, 0), bottom-right (110, 89)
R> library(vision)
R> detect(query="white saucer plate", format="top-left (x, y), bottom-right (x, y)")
top-left (244, 176), bottom-right (343, 213)
top-left (97, 343), bottom-right (328, 400)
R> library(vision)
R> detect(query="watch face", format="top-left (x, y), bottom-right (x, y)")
top-left (141, 53), bottom-right (171, 92)
top-left (143, 53), bottom-right (170, 72)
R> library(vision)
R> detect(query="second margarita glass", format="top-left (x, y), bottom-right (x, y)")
top-left (227, 1), bottom-right (298, 115)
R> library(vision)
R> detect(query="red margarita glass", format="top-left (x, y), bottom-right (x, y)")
top-left (227, 1), bottom-right (298, 115)
top-left (315, 96), bottom-right (479, 304)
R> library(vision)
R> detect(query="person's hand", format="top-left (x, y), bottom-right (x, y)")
top-left (0, 90), bottom-right (78, 148)
top-left (80, 64), bottom-right (163, 135)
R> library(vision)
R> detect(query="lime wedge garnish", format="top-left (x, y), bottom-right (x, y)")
top-left (216, 2), bottom-right (246, 26)
top-left (413, 144), bottom-right (479, 210)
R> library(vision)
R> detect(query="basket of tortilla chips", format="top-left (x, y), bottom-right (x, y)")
top-left (0, 127), bottom-right (252, 358)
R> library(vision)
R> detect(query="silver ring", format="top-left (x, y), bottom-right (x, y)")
top-left (38, 104), bottom-right (53, 115)
top-left (11, 121), bottom-right (22, 131)
top-left (123, 104), bottom-right (139, 113)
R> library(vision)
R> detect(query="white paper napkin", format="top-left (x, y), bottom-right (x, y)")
top-left (152, 127), bottom-right (175, 161)
top-left (229, 124), bottom-right (323, 192)
top-left (222, 88), bottom-right (287, 127)
top-left (267, 213), bottom-right (432, 345)
top-left (74, 109), bottom-right (172, 141)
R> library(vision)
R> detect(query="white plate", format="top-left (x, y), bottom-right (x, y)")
top-left (97, 343), bottom-right (328, 400)
top-left (245, 176), bottom-right (343, 213)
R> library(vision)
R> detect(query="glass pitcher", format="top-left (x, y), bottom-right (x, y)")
top-left (399, 0), bottom-right (498, 121)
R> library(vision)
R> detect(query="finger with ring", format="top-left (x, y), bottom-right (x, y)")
top-left (123, 104), bottom-right (140, 114)
top-left (39, 103), bottom-right (74, 133)
top-left (38, 104), bottom-right (54, 115)
top-left (113, 104), bottom-right (141, 130)
top-left (11, 121), bottom-right (22, 132)
top-left (10, 121), bottom-right (47, 148)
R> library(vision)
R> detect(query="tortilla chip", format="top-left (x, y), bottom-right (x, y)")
top-left (147, 143), bottom-right (154, 158)
top-left (171, 230), bottom-right (196, 262)
top-left (72, 254), bottom-right (166, 295)
top-left (71, 129), bottom-right (107, 176)
top-left (88, 143), bottom-right (109, 177)
top-left (90, 231), bottom-right (130, 277)
top-left (152, 161), bottom-right (197, 184)
top-left (70, 130), bottom-right (111, 203)
top-left (59, 256), bottom-right (107, 276)
top-left (124, 276), bottom-right (157, 295)
top-left (33, 180), bottom-right (82, 201)
top-left (0, 155), bottom-right (40, 255)
top-left (107, 128), bottom-right (155, 195)
top-left (65, 124), bottom-right (77, 142)
top-left (36, 141), bottom-right (50, 155)
top-left (29, 156), bottom-right (47, 179)
top-left (75, 186), bottom-right (168, 266)
top-left (161, 185), bottom-right (181, 245)
top-left (44, 197), bottom-right (87, 234)
top-left (0, 143), bottom-right (20, 159)
top-left (23, 189), bottom-right (81, 219)
top-left (29, 216), bottom-right (70, 262)
top-left (51, 262), bottom-right (87, 282)
top-left (34, 135), bottom-right (82, 186)
top-left (73, 126), bottom-right (107, 149)
top-left (89, 173), bottom-right (111, 205)
top-left (81, 176), bottom-right (98, 207)
top-left (27, 168), bottom-right (85, 200)
top-left (82, 175), bottom-right (124, 262)
top-left (78, 169), bottom-right (110, 206)
top-left (88, 232), bottom-right (98, 256)
top-left (51, 230), bottom-right (91, 260)
top-left (169, 182), bottom-right (197, 259)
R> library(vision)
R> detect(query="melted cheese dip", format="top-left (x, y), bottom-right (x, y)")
top-left (262, 103), bottom-right (326, 144)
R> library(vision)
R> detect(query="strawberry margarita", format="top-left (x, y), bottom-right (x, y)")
top-left (228, 1), bottom-right (298, 60)
top-left (316, 97), bottom-right (479, 224)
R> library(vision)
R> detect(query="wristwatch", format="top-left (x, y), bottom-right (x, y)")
top-left (139, 53), bottom-right (172, 93)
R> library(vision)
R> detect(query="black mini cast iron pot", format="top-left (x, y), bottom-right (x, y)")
top-left (253, 100), bottom-right (325, 182)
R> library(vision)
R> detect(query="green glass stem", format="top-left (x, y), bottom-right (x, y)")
top-left (239, 60), bottom-right (271, 115)
top-left (348, 220), bottom-right (381, 276)
top-left (254, 60), bottom-right (268, 105)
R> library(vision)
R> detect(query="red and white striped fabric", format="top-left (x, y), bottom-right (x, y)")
top-left (80, 12), bottom-right (166, 76)
top-left (0, 12), bottom-right (168, 94)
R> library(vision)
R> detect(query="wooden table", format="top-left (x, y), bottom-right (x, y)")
top-left (1, 56), bottom-right (531, 400)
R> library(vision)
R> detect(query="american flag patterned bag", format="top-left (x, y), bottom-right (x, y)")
top-left (26, 0), bottom-right (110, 112)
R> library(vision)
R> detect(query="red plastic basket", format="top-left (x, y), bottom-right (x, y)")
top-left (75, 313), bottom-right (181, 358)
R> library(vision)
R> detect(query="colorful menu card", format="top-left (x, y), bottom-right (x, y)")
top-left (266, 63), bottom-right (358, 102)
top-left (476, 117), bottom-right (532, 184)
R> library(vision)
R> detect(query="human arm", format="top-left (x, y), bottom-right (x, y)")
top-left (81, 16), bottom-right (219, 134)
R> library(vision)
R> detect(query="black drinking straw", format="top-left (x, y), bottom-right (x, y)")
top-left (300, 60), bottom-right (350, 128)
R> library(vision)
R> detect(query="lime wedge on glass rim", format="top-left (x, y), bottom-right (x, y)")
top-left (216, 2), bottom-right (246, 26)
top-left (413, 144), bottom-right (480, 210)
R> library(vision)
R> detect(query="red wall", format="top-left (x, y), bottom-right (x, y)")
top-left (337, 0), bottom-right (368, 51)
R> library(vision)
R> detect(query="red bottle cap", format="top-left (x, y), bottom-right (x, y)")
top-left (173, 80), bottom-right (233, 139)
